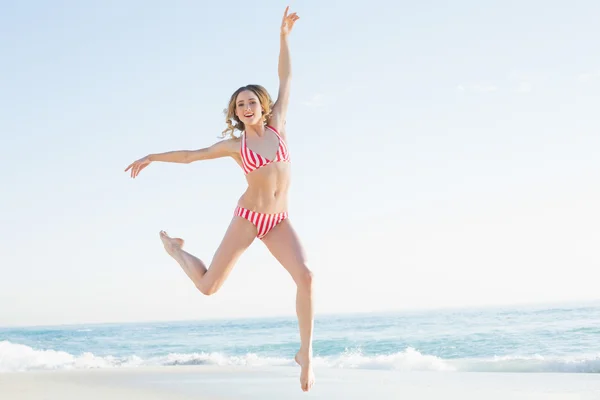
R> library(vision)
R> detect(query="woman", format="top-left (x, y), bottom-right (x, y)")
top-left (125, 6), bottom-right (314, 392)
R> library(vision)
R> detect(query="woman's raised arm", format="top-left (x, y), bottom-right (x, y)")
top-left (270, 6), bottom-right (299, 130)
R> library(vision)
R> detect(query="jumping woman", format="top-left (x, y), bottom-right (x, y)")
top-left (125, 6), bottom-right (315, 392)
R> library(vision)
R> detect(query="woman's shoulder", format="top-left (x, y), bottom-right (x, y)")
top-left (216, 134), bottom-right (242, 144)
top-left (210, 136), bottom-right (241, 153)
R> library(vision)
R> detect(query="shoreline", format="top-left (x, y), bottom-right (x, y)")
top-left (1, 366), bottom-right (599, 400)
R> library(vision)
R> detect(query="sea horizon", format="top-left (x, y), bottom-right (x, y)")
top-left (4, 297), bottom-right (600, 330)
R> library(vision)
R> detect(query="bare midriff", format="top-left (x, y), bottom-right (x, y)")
top-left (236, 161), bottom-right (291, 214)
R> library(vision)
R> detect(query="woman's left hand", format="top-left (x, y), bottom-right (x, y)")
top-left (280, 6), bottom-right (299, 37)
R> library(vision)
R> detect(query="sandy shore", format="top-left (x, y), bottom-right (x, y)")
top-left (1, 366), bottom-right (599, 399)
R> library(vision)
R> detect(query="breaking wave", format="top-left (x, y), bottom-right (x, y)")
top-left (1, 341), bottom-right (598, 373)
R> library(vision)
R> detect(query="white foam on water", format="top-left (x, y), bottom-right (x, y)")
top-left (1, 341), bottom-right (599, 373)
top-left (317, 347), bottom-right (455, 371)
top-left (0, 341), bottom-right (143, 372)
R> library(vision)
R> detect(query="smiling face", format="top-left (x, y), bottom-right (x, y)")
top-left (235, 90), bottom-right (263, 126)
top-left (222, 85), bottom-right (274, 139)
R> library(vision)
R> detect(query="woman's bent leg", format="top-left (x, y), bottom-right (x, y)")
top-left (160, 215), bottom-right (257, 295)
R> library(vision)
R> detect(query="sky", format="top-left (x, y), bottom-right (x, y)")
top-left (1, 0), bottom-right (599, 327)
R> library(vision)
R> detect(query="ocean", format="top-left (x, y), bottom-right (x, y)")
top-left (1, 302), bottom-right (599, 374)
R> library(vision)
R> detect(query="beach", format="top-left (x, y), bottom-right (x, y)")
top-left (1, 366), bottom-right (599, 399)
top-left (2, 305), bottom-right (600, 398)
top-left (3, 0), bottom-right (599, 397)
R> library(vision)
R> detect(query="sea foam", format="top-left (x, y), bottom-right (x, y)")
top-left (2, 341), bottom-right (599, 374)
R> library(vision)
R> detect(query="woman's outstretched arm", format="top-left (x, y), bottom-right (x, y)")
top-left (124, 139), bottom-right (237, 178)
top-left (270, 6), bottom-right (299, 130)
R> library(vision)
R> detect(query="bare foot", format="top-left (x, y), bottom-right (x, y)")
top-left (295, 350), bottom-right (315, 392)
top-left (159, 230), bottom-right (185, 258)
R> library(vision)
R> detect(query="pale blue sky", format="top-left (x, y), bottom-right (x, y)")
top-left (1, 0), bottom-right (599, 327)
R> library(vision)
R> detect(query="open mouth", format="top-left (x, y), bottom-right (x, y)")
top-left (244, 113), bottom-right (254, 118)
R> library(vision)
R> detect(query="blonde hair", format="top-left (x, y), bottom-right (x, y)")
top-left (221, 85), bottom-right (274, 139)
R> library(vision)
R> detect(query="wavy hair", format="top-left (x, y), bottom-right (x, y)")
top-left (221, 84), bottom-right (274, 139)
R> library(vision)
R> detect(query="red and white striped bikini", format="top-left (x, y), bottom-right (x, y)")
top-left (234, 125), bottom-right (291, 239)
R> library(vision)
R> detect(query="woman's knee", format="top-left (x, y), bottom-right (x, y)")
top-left (295, 266), bottom-right (314, 291)
top-left (196, 281), bottom-right (219, 296)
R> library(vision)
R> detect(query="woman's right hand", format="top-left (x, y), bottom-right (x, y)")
top-left (280, 6), bottom-right (299, 38)
top-left (125, 155), bottom-right (152, 178)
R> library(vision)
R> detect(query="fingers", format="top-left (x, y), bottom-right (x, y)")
top-left (283, 6), bottom-right (299, 23)
top-left (137, 163), bottom-right (148, 176)
top-left (125, 158), bottom-right (150, 178)
top-left (290, 14), bottom-right (299, 26)
top-left (126, 161), bottom-right (141, 178)
top-left (132, 163), bottom-right (144, 178)
top-left (282, 11), bottom-right (299, 33)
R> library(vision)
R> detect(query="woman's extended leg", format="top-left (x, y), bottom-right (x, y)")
top-left (261, 219), bottom-right (315, 392)
top-left (160, 216), bottom-right (257, 295)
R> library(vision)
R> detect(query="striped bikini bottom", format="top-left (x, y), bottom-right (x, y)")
top-left (234, 206), bottom-right (288, 239)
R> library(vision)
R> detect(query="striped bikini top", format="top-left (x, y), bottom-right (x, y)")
top-left (240, 125), bottom-right (290, 175)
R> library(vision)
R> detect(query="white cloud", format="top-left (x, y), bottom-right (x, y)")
top-left (507, 70), bottom-right (531, 82)
top-left (457, 83), bottom-right (498, 93)
top-left (303, 93), bottom-right (327, 107)
top-left (473, 84), bottom-right (498, 93)
top-left (578, 70), bottom-right (600, 82)
top-left (302, 85), bottom-right (369, 108)
top-left (458, 70), bottom-right (537, 94)
top-left (507, 70), bottom-right (548, 93)
top-left (514, 81), bottom-right (533, 93)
